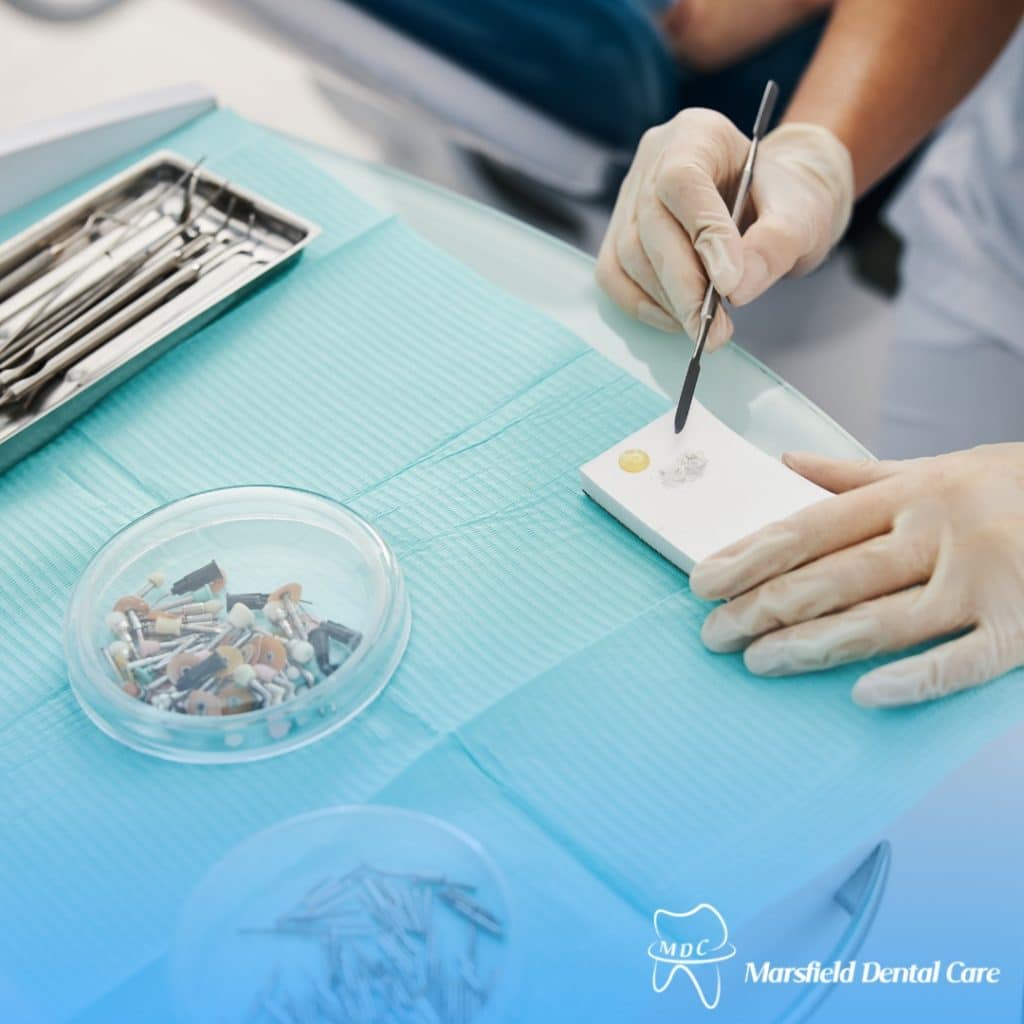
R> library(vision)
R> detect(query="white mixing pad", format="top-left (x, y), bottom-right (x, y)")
top-left (580, 404), bottom-right (829, 572)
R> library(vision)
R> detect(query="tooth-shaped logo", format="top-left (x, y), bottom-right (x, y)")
top-left (647, 903), bottom-right (736, 1010)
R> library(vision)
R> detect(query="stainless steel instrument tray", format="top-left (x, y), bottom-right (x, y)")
top-left (0, 150), bottom-right (320, 475)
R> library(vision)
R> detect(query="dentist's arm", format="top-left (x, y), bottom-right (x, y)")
top-left (597, 0), bottom-right (1023, 339)
top-left (786, 0), bottom-right (1024, 193)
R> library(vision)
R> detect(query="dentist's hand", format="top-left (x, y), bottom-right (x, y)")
top-left (689, 445), bottom-right (1024, 707)
top-left (596, 112), bottom-right (853, 347)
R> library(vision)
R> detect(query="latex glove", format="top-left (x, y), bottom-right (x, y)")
top-left (689, 445), bottom-right (1024, 707)
top-left (596, 111), bottom-right (854, 346)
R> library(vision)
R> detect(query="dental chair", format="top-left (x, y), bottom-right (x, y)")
top-left (236, 0), bottom-right (680, 203)
top-left (232, 0), bottom-right (832, 255)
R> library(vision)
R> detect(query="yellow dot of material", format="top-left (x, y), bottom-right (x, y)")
top-left (618, 448), bottom-right (651, 473)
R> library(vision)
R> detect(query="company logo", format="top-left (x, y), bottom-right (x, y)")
top-left (648, 903), bottom-right (737, 1010)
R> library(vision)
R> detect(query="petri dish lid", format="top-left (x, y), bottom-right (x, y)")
top-left (171, 806), bottom-right (516, 1024)
top-left (65, 486), bottom-right (411, 763)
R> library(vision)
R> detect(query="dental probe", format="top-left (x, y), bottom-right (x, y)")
top-left (674, 79), bottom-right (779, 434)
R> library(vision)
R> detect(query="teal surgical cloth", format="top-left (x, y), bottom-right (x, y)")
top-left (0, 111), bottom-right (1022, 1023)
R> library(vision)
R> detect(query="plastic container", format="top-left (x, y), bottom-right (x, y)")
top-left (65, 486), bottom-right (410, 763)
top-left (172, 806), bottom-right (515, 1024)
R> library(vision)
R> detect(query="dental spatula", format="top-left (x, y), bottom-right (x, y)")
top-left (673, 79), bottom-right (779, 434)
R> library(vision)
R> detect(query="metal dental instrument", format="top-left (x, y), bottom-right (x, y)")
top-left (0, 150), bottom-right (319, 476)
top-left (0, 160), bottom-right (204, 308)
top-left (0, 208), bottom-right (264, 408)
top-left (0, 175), bottom-right (228, 361)
top-left (673, 79), bottom-right (779, 435)
top-left (0, 197), bottom-right (162, 305)
top-left (0, 235), bottom-right (215, 386)
top-left (0, 236), bottom-right (257, 410)
top-left (0, 163), bottom-right (208, 349)
top-left (0, 189), bottom-right (236, 372)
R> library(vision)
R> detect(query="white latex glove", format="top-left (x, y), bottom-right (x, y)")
top-left (596, 111), bottom-right (854, 346)
top-left (688, 445), bottom-right (1024, 707)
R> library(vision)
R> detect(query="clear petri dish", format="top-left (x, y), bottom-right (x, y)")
top-left (65, 486), bottom-right (410, 763)
top-left (171, 806), bottom-right (515, 1024)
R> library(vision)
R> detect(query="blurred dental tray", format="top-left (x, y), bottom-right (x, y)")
top-left (0, 151), bottom-right (319, 475)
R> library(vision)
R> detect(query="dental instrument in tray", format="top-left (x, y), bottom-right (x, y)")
top-left (0, 150), bottom-right (320, 474)
top-left (673, 79), bottom-right (778, 435)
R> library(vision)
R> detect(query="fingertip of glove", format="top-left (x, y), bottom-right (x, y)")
top-left (781, 451), bottom-right (813, 473)
top-left (743, 641), bottom-right (787, 676)
top-left (704, 312), bottom-right (734, 352)
top-left (852, 672), bottom-right (910, 709)
top-left (637, 301), bottom-right (682, 332)
top-left (729, 251), bottom-right (770, 306)
top-left (700, 609), bottom-right (744, 653)
top-left (688, 563), bottom-right (714, 599)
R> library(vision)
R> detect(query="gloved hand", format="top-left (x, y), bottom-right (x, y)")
top-left (688, 444), bottom-right (1024, 707)
top-left (596, 110), bottom-right (854, 347)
